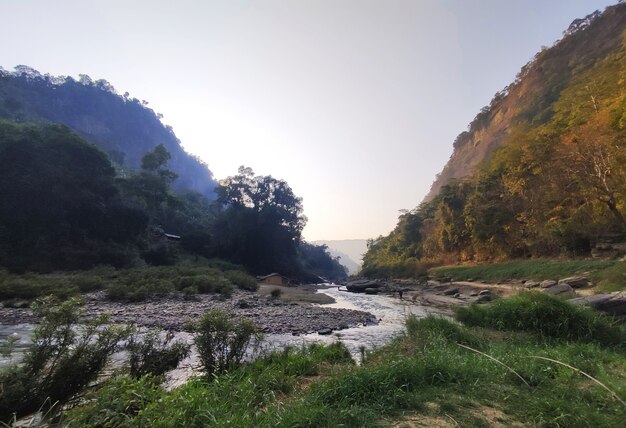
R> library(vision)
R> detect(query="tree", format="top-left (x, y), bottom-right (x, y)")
top-left (212, 167), bottom-right (307, 275)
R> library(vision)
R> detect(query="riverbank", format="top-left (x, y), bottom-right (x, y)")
top-left (0, 287), bottom-right (376, 335)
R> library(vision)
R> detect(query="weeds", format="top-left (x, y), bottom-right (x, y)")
top-left (127, 329), bottom-right (190, 378)
top-left (455, 292), bottom-right (625, 347)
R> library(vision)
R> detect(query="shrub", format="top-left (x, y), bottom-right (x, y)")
top-left (62, 375), bottom-right (162, 427)
top-left (0, 297), bottom-right (132, 423)
top-left (127, 329), bottom-right (191, 378)
top-left (270, 288), bottom-right (282, 299)
top-left (194, 310), bottom-right (261, 378)
top-left (455, 292), bottom-right (625, 347)
top-left (225, 270), bottom-right (259, 291)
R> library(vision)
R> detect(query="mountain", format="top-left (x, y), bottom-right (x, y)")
top-left (426, 5), bottom-right (626, 200)
top-left (0, 66), bottom-right (217, 198)
top-left (312, 239), bottom-right (368, 274)
top-left (362, 2), bottom-right (626, 277)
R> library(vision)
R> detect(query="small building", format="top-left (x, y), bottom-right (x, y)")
top-left (257, 273), bottom-right (291, 286)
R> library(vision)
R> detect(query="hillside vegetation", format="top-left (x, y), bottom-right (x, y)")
top-left (0, 121), bottom-right (345, 282)
top-left (363, 3), bottom-right (626, 276)
top-left (0, 66), bottom-right (216, 198)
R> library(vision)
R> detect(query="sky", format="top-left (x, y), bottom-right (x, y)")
top-left (0, 0), bottom-right (617, 241)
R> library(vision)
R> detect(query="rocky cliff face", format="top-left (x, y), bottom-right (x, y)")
top-left (425, 3), bottom-right (626, 201)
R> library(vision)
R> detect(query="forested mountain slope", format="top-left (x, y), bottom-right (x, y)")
top-left (0, 66), bottom-right (216, 197)
top-left (426, 4), bottom-right (626, 200)
top-left (363, 2), bottom-right (626, 277)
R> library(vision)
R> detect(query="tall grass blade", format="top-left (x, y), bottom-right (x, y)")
top-left (456, 343), bottom-right (530, 387)
top-left (525, 356), bottom-right (626, 407)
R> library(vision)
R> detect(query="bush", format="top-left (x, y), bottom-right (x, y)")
top-left (0, 276), bottom-right (79, 301)
top-left (455, 292), bottom-right (625, 347)
top-left (270, 288), bottom-right (282, 299)
top-left (127, 329), bottom-right (191, 378)
top-left (62, 375), bottom-right (162, 427)
top-left (194, 310), bottom-right (261, 378)
top-left (0, 297), bottom-right (132, 423)
top-left (405, 315), bottom-right (482, 349)
top-left (225, 270), bottom-right (259, 291)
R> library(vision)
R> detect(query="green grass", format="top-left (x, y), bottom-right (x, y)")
top-left (592, 261), bottom-right (626, 292)
top-left (60, 306), bottom-right (626, 427)
top-left (429, 259), bottom-right (619, 283)
top-left (456, 292), bottom-right (625, 348)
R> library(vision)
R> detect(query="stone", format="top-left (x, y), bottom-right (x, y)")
top-left (558, 276), bottom-right (589, 288)
top-left (477, 294), bottom-right (492, 303)
top-left (540, 280), bottom-right (557, 288)
top-left (318, 328), bottom-right (333, 335)
top-left (569, 291), bottom-right (626, 321)
top-left (443, 287), bottom-right (460, 295)
top-left (469, 291), bottom-right (479, 297)
top-left (364, 288), bottom-right (379, 295)
top-left (478, 290), bottom-right (492, 296)
top-left (524, 280), bottom-right (540, 289)
top-left (542, 283), bottom-right (576, 299)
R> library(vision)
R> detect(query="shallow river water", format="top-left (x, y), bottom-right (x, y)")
top-left (0, 286), bottom-right (431, 386)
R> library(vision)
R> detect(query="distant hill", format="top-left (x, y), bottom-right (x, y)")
top-left (0, 66), bottom-right (217, 197)
top-left (363, 2), bottom-right (626, 277)
top-left (312, 239), bottom-right (368, 275)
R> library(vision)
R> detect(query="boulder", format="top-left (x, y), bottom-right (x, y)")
top-left (346, 280), bottom-right (382, 293)
top-left (318, 328), bottom-right (333, 335)
top-left (478, 290), bottom-right (492, 296)
top-left (364, 288), bottom-right (379, 295)
top-left (542, 283), bottom-right (576, 299)
top-left (469, 291), bottom-right (479, 297)
top-left (558, 276), bottom-right (589, 288)
top-left (569, 291), bottom-right (626, 321)
top-left (524, 280), bottom-right (540, 289)
top-left (540, 280), bottom-right (557, 288)
top-left (443, 287), bottom-right (460, 296)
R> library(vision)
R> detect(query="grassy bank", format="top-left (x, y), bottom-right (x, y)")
top-left (0, 259), bottom-right (258, 305)
top-left (58, 293), bottom-right (626, 427)
top-left (429, 259), bottom-right (625, 288)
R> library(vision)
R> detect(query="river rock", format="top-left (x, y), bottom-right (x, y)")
top-left (558, 276), bottom-right (589, 288)
top-left (364, 288), bottom-right (379, 295)
top-left (317, 328), bottom-right (333, 335)
top-left (569, 291), bottom-right (626, 321)
top-left (346, 279), bottom-right (382, 293)
top-left (443, 287), bottom-right (459, 295)
top-left (542, 283), bottom-right (576, 299)
top-left (540, 280), bottom-right (557, 288)
top-left (524, 280), bottom-right (540, 289)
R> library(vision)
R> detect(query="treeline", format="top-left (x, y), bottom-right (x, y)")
top-left (0, 121), bottom-right (346, 281)
top-left (0, 66), bottom-right (217, 197)
top-left (362, 12), bottom-right (626, 278)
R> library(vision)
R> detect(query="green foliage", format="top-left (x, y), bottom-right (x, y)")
top-left (57, 314), bottom-right (626, 427)
top-left (592, 260), bottom-right (626, 292)
top-left (429, 259), bottom-right (617, 282)
top-left (194, 310), bottom-right (261, 378)
top-left (127, 329), bottom-right (190, 378)
top-left (0, 297), bottom-right (132, 422)
top-left (0, 121), bottom-right (147, 272)
top-left (456, 292), bottom-right (625, 347)
top-left (270, 288), bottom-right (282, 299)
top-left (62, 375), bottom-right (163, 428)
top-left (224, 270), bottom-right (259, 291)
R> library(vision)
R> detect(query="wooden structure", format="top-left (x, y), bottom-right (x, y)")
top-left (257, 273), bottom-right (291, 286)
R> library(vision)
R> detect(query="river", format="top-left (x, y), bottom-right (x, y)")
top-left (0, 286), bottom-right (430, 386)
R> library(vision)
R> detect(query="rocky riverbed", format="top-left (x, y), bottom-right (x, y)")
top-left (0, 289), bottom-right (378, 335)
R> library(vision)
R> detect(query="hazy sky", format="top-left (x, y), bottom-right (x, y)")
top-left (0, 0), bottom-right (616, 240)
